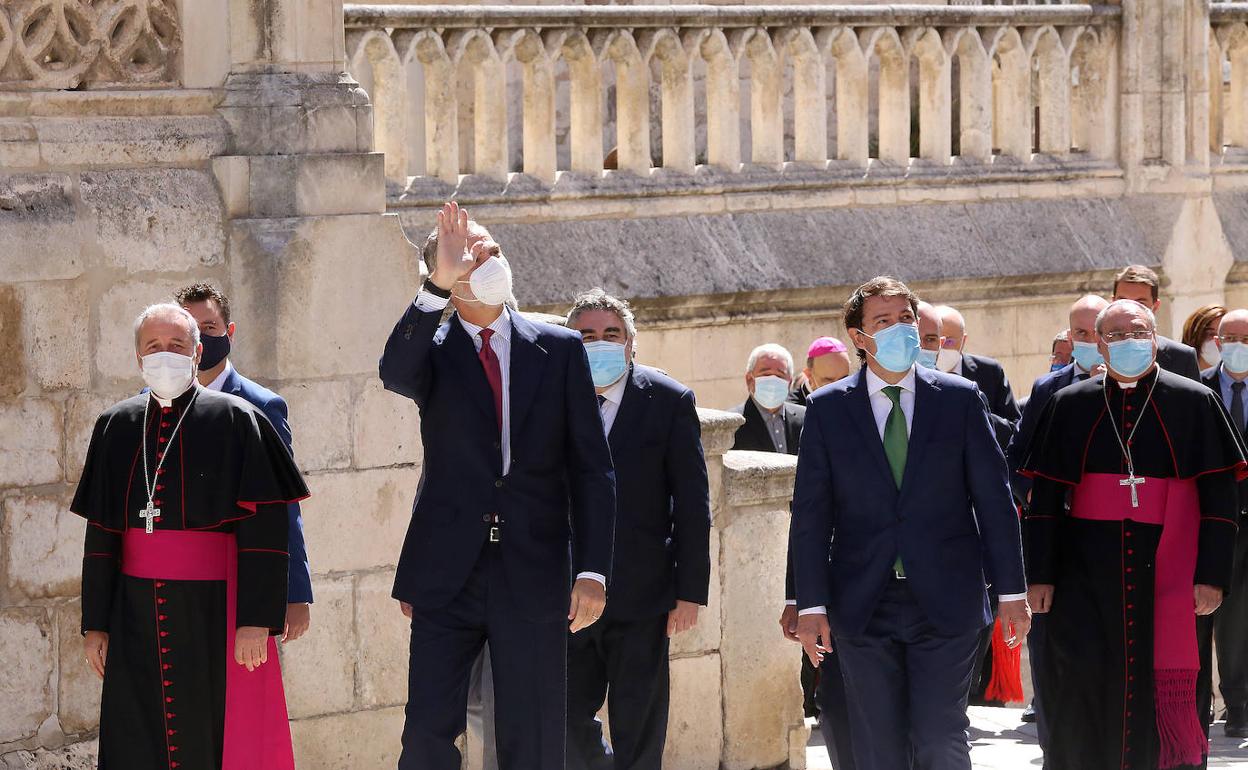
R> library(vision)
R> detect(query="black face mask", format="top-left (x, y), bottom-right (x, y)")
top-left (199, 332), bottom-right (231, 370)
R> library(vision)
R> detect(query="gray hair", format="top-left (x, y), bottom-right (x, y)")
top-left (746, 343), bottom-right (794, 380)
top-left (134, 303), bottom-right (201, 349)
top-left (566, 288), bottom-right (637, 339)
top-left (1094, 299), bottom-right (1157, 335)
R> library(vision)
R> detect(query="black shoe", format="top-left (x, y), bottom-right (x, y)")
top-left (1021, 704), bottom-right (1037, 723)
top-left (1227, 706), bottom-right (1248, 738)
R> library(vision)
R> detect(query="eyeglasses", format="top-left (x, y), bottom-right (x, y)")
top-left (1100, 330), bottom-right (1155, 343)
top-left (1219, 334), bottom-right (1248, 345)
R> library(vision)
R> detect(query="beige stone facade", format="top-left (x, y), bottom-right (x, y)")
top-left (5, 0), bottom-right (1248, 768)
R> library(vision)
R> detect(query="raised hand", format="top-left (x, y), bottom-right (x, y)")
top-left (429, 201), bottom-right (475, 292)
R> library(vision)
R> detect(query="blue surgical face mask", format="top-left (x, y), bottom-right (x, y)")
top-left (1222, 342), bottom-right (1248, 375)
top-left (1071, 340), bottom-right (1104, 371)
top-left (864, 322), bottom-right (921, 373)
top-left (752, 375), bottom-right (790, 411)
top-left (583, 340), bottom-right (628, 388)
top-left (917, 348), bottom-right (939, 370)
top-left (1050, 362), bottom-right (1066, 373)
top-left (1105, 338), bottom-right (1155, 378)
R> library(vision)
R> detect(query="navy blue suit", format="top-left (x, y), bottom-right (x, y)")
top-left (957, 353), bottom-right (1020, 450)
top-left (380, 299), bottom-right (615, 770)
top-left (791, 366), bottom-right (1025, 770)
top-left (219, 367), bottom-right (314, 604)
top-left (567, 364), bottom-right (710, 770)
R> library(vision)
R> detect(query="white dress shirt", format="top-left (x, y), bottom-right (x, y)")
top-left (415, 288), bottom-right (605, 588)
top-left (800, 365), bottom-right (1024, 616)
top-left (597, 369), bottom-right (629, 435)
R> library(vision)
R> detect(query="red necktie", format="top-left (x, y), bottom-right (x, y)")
top-left (477, 328), bottom-right (503, 433)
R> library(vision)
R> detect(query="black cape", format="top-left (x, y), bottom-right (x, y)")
top-left (72, 385), bottom-right (308, 770)
top-left (1021, 368), bottom-right (1243, 770)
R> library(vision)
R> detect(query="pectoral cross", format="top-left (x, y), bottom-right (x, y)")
top-left (140, 501), bottom-right (160, 534)
top-left (1120, 473), bottom-right (1145, 509)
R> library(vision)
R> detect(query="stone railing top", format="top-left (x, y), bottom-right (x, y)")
top-left (344, 3), bottom-right (1121, 29)
top-left (698, 408), bottom-right (746, 459)
top-left (722, 450), bottom-right (798, 509)
top-left (1212, 3), bottom-right (1248, 21)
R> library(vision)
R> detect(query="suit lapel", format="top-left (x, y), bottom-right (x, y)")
top-left (508, 311), bottom-right (548, 438)
top-left (741, 398), bottom-right (774, 450)
top-left (222, 368), bottom-right (244, 396)
top-left (783, 403), bottom-right (802, 453)
top-left (609, 366), bottom-right (649, 452)
top-left (846, 369), bottom-right (897, 491)
top-left (899, 367), bottom-right (939, 496)
top-left (442, 314), bottom-right (499, 426)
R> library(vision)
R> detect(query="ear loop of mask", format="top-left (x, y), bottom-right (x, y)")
top-left (451, 280), bottom-right (484, 304)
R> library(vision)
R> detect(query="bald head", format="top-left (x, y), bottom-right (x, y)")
top-left (1069, 294), bottom-right (1109, 345)
top-left (916, 301), bottom-right (943, 352)
top-left (935, 305), bottom-right (966, 341)
top-left (1219, 309), bottom-right (1248, 339)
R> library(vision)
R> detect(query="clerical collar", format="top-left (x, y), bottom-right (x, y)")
top-left (151, 384), bottom-right (199, 409)
top-left (1112, 365), bottom-right (1159, 390)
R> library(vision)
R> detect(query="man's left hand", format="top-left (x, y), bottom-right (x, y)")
top-left (667, 600), bottom-right (699, 637)
top-left (282, 603), bottom-right (311, 643)
top-left (569, 578), bottom-right (606, 633)
top-left (1195, 584), bottom-right (1224, 616)
top-left (235, 626), bottom-right (269, 672)
top-left (998, 599), bottom-right (1032, 649)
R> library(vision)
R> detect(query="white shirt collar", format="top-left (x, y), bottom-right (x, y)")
top-left (458, 307), bottom-right (513, 341)
top-left (865, 365), bottom-right (917, 396)
top-left (205, 360), bottom-right (234, 392)
top-left (599, 368), bottom-right (630, 406)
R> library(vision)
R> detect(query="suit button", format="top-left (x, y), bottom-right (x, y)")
top-left (482, 514), bottom-right (491, 522)
top-left (494, 479), bottom-right (504, 488)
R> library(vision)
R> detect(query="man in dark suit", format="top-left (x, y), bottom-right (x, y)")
top-left (1005, 293), bottom-right (1107, 746)
top-left (1111, 264), bottom-right (1201, 380)
top-left (1198, 307), bottom-right (1248, 739)
top-left (176, 282), bottom-right (314, 641)
top-left (729, 343), bottom-right (805, 453)
top-left (563, 289), bottom-right (710, 770)
top-left (933, 305), bottom-right (1021, 449)
top-left (380, 202), bottom-right (616, 770)
top-left (793, 276), bottom-right (1030, 770)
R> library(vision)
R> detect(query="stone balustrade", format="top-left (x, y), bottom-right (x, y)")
top-left (1211, 3), bottom-right (1248, 165)
top-left (344, 3), bottom-right (1121, 190)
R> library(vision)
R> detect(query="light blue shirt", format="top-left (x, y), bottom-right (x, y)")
top-left (1218, 364), bottom-right (1244, 410)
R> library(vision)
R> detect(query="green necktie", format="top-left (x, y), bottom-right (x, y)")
top-left (882, 385), bottom-right (907, 576)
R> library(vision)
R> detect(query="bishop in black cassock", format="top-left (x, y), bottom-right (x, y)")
top-left (74, 305), bottom-right (308, 770)
top-left (1022, 303), bottom-right (1244, 770)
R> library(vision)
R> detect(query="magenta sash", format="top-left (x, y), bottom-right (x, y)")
top-left (122, 530), bottom-right (295, 770)
top-left (1070, 473), bottom-right (1205, 769)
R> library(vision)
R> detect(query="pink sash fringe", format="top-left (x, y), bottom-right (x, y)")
top-left (122, 530), bottom-right (295, 770)
top-left (1071, 473), bottom-right (1206, 769)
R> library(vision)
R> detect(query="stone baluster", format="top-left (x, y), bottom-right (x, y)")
top-left (948, 27), bottom-right (993, 162)
top-left (700, 30), bottom-right (742, 171)
top-left (778, 28), bottom-right (828, 167)
top-left (447, 31), bottom-right (507, 180)
top-left (643, 30), bottom-right (696, 173)
top-left (405, 30), bottom-right (459, 184)
top-left (1069, 28), bottom-right (1117, 159)
top-left (864, 28), bottom-right (910, 164)
top-left (823, 27), bottom-right (869, 166)
top-left (512, 30), bottom-right (557, 184)
top-left (1209, 30), bottom-right (1226, 154)
top-left (1031, 27), bottom-right (1072, 155)
top-left (348, 31), bottom-right (408, 182)
top-left (602, 30), bottom-right (652, 175)
top-left (990, 29), bottom-right (1033, 160)
top-left (1227, 27), bottom-right (1248, 150)
top-left (740, 29), bottom-right (783, 168)
top-left (910, 28), bottom-right (952, 162)
top-left (560, 31), bottom-right (604, 176)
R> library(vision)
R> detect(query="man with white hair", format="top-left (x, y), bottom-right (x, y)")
top-left (729, 343), bottom-right (805, 455)
top-left (74, 303), bottom-right (309, 769)
top-left (1022, 298), bottom-right (1244, 770)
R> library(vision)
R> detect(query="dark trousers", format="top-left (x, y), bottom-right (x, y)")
top-left (399, 544), bottom-right (567, 770)
top-left (967, 596), bottom-right (998, 702)
top-left (566, 613), bottom-right (670, 770)
top-left (817, 644), bottom-right (857, 770)
top-left (1198, 531), bottom-right (1248, 724)
top-left (1026, 613), bottom-right (1049, 749)
top-left (834, 579), bottom-right (980, 770)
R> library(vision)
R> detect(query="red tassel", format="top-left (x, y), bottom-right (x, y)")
top-left (1154, 668), bottom-right (1208, 769)
top-left (983, 617), bottom-right (1025, 704)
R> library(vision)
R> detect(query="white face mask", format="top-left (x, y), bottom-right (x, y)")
top-left (457, 256), bottom-right (513, 307)
top-left (141, 352), bottom-right (197, 400)
top-left (1202, 339), bottom-right (1222, 366)
top-left (936, 348), bottom-right (961, 372)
